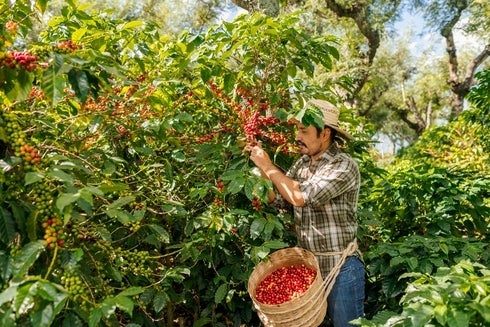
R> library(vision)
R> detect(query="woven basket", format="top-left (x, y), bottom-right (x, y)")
top-left (247, 247), bottom-right (327, 327)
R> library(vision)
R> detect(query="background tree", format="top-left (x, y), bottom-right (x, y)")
top-left (410, 0), bottom-right (490, 119)
top-left (231, 0), bottom-right (489, 149)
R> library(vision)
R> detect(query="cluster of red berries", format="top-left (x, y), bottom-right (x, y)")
top-left (55, 40), bottom-right (78, 53)
top-left (216, 179), bottom-right (225, 192)
top-left (195, 124), bottom-right (234, 143)
top-left (255, 264), bottom-right (317, 305)
top-left (19, 144), bottom-right (40, 165)
top-left (243, 111), bottom-right (282, 143)
top-left (28, 87), bottom-right (45, 100)
top-left (196, 132), bottom-right (215, 143)
top-left (42, 218), bottom-right (66, 249)
top-left (0, 51), bottom-right (38, 71)
top-left (252, 197), bottom-right (262, 211)
top-left (243, 110), bottom-right (261, 142)
top-left (208, 82), bottom-right (287, 146)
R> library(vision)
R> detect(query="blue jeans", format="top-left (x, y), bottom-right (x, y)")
top-left (326, 256), bottom-right (365, 326)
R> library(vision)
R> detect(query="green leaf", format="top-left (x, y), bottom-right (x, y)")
top-left (113, 295), bottom-right (134, 315)
top-left (140, 288), bottom-right (155, 306)
top-left (214, 283), bottom-right (228, 304)
top-left (107, 196), bottom-right (135, 210)
top-left (100, 298), bottom-right (117, 317)
top-left (447, 307), bottom-right (469, 327)
top-left (88, 307), bottom-right (103, 327)
top-left (153, 291), bottom-right (168, 313)
top-left (60, 312), bottom-right (84, 327)
top-left (407, 303), bottom-right (434, 327)
top-left (171, 150), bottom-right (185, 162)
top-left (24, 171), bottom-right (44, 186)
top-left (147, 224), bottom-right (170, 244)
top-left (106, 209), bottom-right (133, 225)
top-left (193, 317), bottom-right (213, 327)
top-left (389, 256), bottom-right (405, 267)
top-left (11, 241), bottom-right (45, 281)
top-left (56, 192), bottom-right (80, 213)
top-left (41, 55), bottom-right (68, 105)
top-left (262, 240), bottom-right (288, 250)
top-left (71, 27), bottom-right (88, 42)
top-left (48, 168), bottom-right (74, 183)
top-left (13, 69), bottom-right (34, 102)
top-left (250, 217), bottom-right (266, 239)
top-left (227, 178), bottom-right (245, 194)
top-left (0, 207), bottom-right (16, 245)
top-left (0, 285), bottom-right (18, 307)
top-left (36, 0), bottom-right (48, 12)
top-left (252, 245), bottom-right (270, 261)
top-left (26, 209), bottom-right (39, 242)
top-left (407, 257), bottom-right (419, 270)
top-left (288, 104), bottom-right (324, 129)
top-left (14, 282), bottom-right (35, 314)
top-left (468, 299), bottom-right (490, 322)
top-left (30, 281), bottom-right (68, 327)
top-left (200, 67), bottom-right (212, 83)
top-left (223, 73), bottom-right (235, 93)
top-left (274, 108), bottom-right (289, 122)
top-left (434, 304), bottom-right (447, 325)
top-left (88, 115), bottom-right (104, 133)
top-left (119, 287), bottom-right (145, 297)
top-left (119, 20), bottom-right (144, 31)
top-left (67, 69), bottom-right (90, 102)
top-left (0, 127), bottom-right (8, 143)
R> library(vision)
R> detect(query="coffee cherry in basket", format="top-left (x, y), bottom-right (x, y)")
top-left (255, 264), bottom-right (317, 305)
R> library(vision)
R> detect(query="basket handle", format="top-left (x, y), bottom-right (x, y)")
top-left (313, 241), bottom-right (359, 299)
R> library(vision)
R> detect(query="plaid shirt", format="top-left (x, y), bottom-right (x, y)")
top-left (273, 142), bottom-right (360, 278)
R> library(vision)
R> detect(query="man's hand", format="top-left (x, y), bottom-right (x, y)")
top-left (243, 143), bottom-right (273, 171)
top-left (243, 143), bottom-right (304, 207)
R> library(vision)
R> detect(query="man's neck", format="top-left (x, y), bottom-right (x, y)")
top-left (310, 140), bottom-right (333, 163)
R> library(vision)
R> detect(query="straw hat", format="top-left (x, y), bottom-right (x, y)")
top-left (307, 99), bottom-right (353, 140)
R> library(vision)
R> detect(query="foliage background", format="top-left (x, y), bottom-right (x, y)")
top-left (0, 1), bottom-right (489, 327)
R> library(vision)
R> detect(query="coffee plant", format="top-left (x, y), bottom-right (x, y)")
top-left (1, 1), bottom-right (489, 326)
top-left (356, 260), bottom-right (490, 327)
top-left (0, 2), bottom-right (373, 326)
top-left (357, 69), bottom-right (490, 324)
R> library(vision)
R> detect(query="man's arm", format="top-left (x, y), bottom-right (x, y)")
top-left (245, 144), bottom-right (305, 207)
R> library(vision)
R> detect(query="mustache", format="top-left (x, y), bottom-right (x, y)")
top-left (296, 140), bottom-right (306, 147)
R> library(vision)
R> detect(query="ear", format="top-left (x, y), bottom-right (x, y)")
top-left (322, 127), bottom-right (331, 140)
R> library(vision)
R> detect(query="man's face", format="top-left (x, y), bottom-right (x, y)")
top-left (294, 123), bottom-right (328, 157)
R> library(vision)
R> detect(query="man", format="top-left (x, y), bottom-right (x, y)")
top-left (244, 99), bottom-right (365, 327)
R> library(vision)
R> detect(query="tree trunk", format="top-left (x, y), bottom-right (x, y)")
top-left (445, 31), bottom-right (490, 119)
top-left (440, 1), bottom-right (490, 120)
top-left (323, 0), bottom-right (402, 101)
